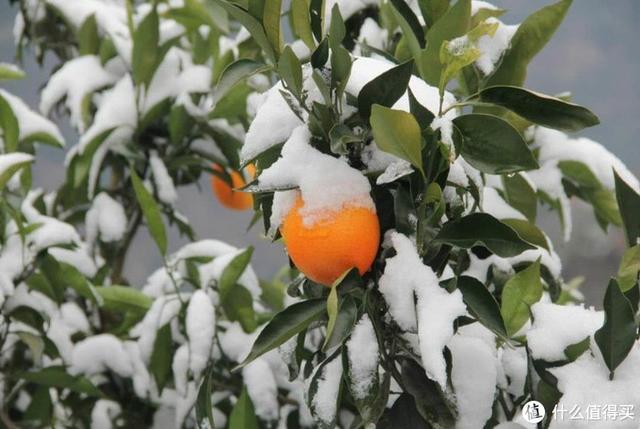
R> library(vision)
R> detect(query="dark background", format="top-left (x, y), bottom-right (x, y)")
top-left (1, 1), bottom-right (638, 305)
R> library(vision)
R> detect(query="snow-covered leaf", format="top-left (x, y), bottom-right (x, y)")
top-left (0, 62), bottom-right (25, 80)
top-left (0, 153), bottom-right (33, 190)
top-left (419, 0), bottom-right (471, 85)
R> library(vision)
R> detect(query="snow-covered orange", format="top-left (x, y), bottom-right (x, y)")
top-left (210, 164), bottom-right (255, 211)
top-left (280, 195), bottom-right (380, 286)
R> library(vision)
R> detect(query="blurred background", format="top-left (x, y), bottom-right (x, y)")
top-left (1, 0), bottom-right (638, 305)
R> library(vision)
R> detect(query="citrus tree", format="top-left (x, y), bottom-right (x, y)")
top-left (1, 0), bottom-right (640, 428)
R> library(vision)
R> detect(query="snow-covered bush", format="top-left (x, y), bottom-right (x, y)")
top-left (2, 0), bottom-right (640, 428)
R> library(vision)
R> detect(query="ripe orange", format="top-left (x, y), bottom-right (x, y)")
top-left (210, 163), bottom-right (255, 211)
top-left (280, 194), bottom-right (380, 286)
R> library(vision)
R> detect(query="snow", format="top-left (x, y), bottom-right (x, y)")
top-left (40, 55), bottom-right (119, 132)
top-left (260, 126), bottom-right (374, 226)
top-left (172, 344), bottom-right (189, 396)
top-left (357, 18), bottom-right (388, 52)
top-left (186, 290), bottom-right (215, 380)
top-left (449, 334), bottom-right (498, 429)
top-left (379, 232), bottom-right (467, 388)
top-left (134, 296), bottom-right (183, 363)
top-left (79, 75), bottom-right (136, 153)
top-left (550, 345), bottom-right (640, 428)
top-left (482, 187), bottom-right (526, 220)
top-left (124, 341), bottom-right (152, 398)
top-left (500, 347), bottom-right (527, 398)
top-left (431, 116), bottom-right (455, 156)
top-left (531, 126), bottom-right (640, 193)
top-left (242, 358), bottom-right (280, 422)
top-left (325, 0), bottom-right (378, 22)
top-left (346, 314), bottom-right (379, 400)
top-left (0, 153), bottom-right (33, 178)
top-left (70, 334), bottom-right (134, 377)
top-left (471, 0), bottom-right (500, 15)
top-left (309, 356), bottom-right (343, 425)
top-left (48, 245), bottom-right (98, 277)
top-left (527, 302), bottom-right (604, 361)
top-left (218, 322), bottom-right (257, 363)
top-left (198, 249), bottom-right (262, 299)
top-left (0, 89), bottom-right (64, 145)
top-left (86, 192), bottom-right (127, 244)
top-left (241, 83), bottom-right (302, 163)
top-left (150, 151), bottom-right (178, 205)
top-left (141, 48), bottom-right (212, 115)
top-left (475, 19), bottom-right (519, 76)
top-left (91, 400), bottom-right (122, 429)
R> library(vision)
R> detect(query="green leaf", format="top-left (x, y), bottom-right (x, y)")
top-left (278, 46), bottom-right (303, 97)
top-left (131, 169), bottom-right (167, 256)
top-left (324, 280), bottom-right (340, 348)
top-left (453, 113), bottom-right (538, 174)
top-left (564, 336), bottom-right (590, 362)
top-left (0, 94), bottom-right (19, 152)
top-left (358, 59), bottom-right (414, 120)
top-left (229, 387), bottom-right (259, 429)
top-left (309, 0), bottom-right (325, 42)
top-left (474, 85), bottom-right (599, 132)
top-left (311, 37), bottom-right (329, 69)
top-left (486, 0), bottom-right (573, 86)
top-left (595, 279), bottom-right (637, 376)
top-left (438, 21), bottom-right (498, 94)
top-left (419, 0), bottom-right (470, 85)
top-left (615, 171), bottom-right (640, 247)
top-left (77, 15), bottom-right (100, 55)
top-left (235, 299), bottom-right (327, 369)
top-left (618, 245), bottom-right (640, 292)
top-left (95, 286), bottom-right (153, 314)
top-left (219, 248), bottom-right (257, 332)
top-left (291, 0), bottom-right (316, 50)
top-left (150, 323), bottom-right (173, 392)
top-left (418, 0), bottom-right (450, 28)
top-left (263, 0), bottom-right (283, 57)
top-left (455, 276), bottom-right (507, 338)
top-left (169, 104), bottom-right (193, 145)
top-left (19, 367), bottom-right (102, 397)
top-left (328, 4), bottom-right (346, 48)
top-left (213, 0), bottom-right (276, 64)
top-left (502, 173), bottom-right (537, 222)
top-left (434, 213), bottom-right (535, 257)
top-left (323, 296), bottom-right (358, 351)
top-left (501, 260), bottom-right (542, 337)
top-left (501, 218), bottom-right (549, 251)
top-left (43, 255), bottom-right (101, 305)
top-left (370, 105), bottom-right (424, 175)
top-left (132, 6), bottom-right (160, 87)
top-left (408, 88), bottom-right (435, 128)
top-left (195, 369), bottom-right (215, 429)
top-left (389, 0), bottom-right (425, 59)
top-left (0, 154), bottom-right (33, 190)
top-left (0, 63), bottom-right (25, 81)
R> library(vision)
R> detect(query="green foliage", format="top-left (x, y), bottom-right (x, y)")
top-left (131, 168), bottom-right (168, 256)
top-left (501, 260), bottom-right (543, 337)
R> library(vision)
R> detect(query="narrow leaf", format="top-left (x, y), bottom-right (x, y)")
top-left (131, 169), bottom-right (167, 256)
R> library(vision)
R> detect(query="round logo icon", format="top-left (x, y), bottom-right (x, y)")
top-left (522, 400), bottom-right (546, 424)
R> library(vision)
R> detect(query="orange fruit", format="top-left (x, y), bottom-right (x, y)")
top-left (210, 163), bottom-right (255, 211)
top-left (280, 194), bottom-right (380, 286)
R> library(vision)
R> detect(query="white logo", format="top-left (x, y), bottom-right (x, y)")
top-left (522, 401), bottom-right (546, 424)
